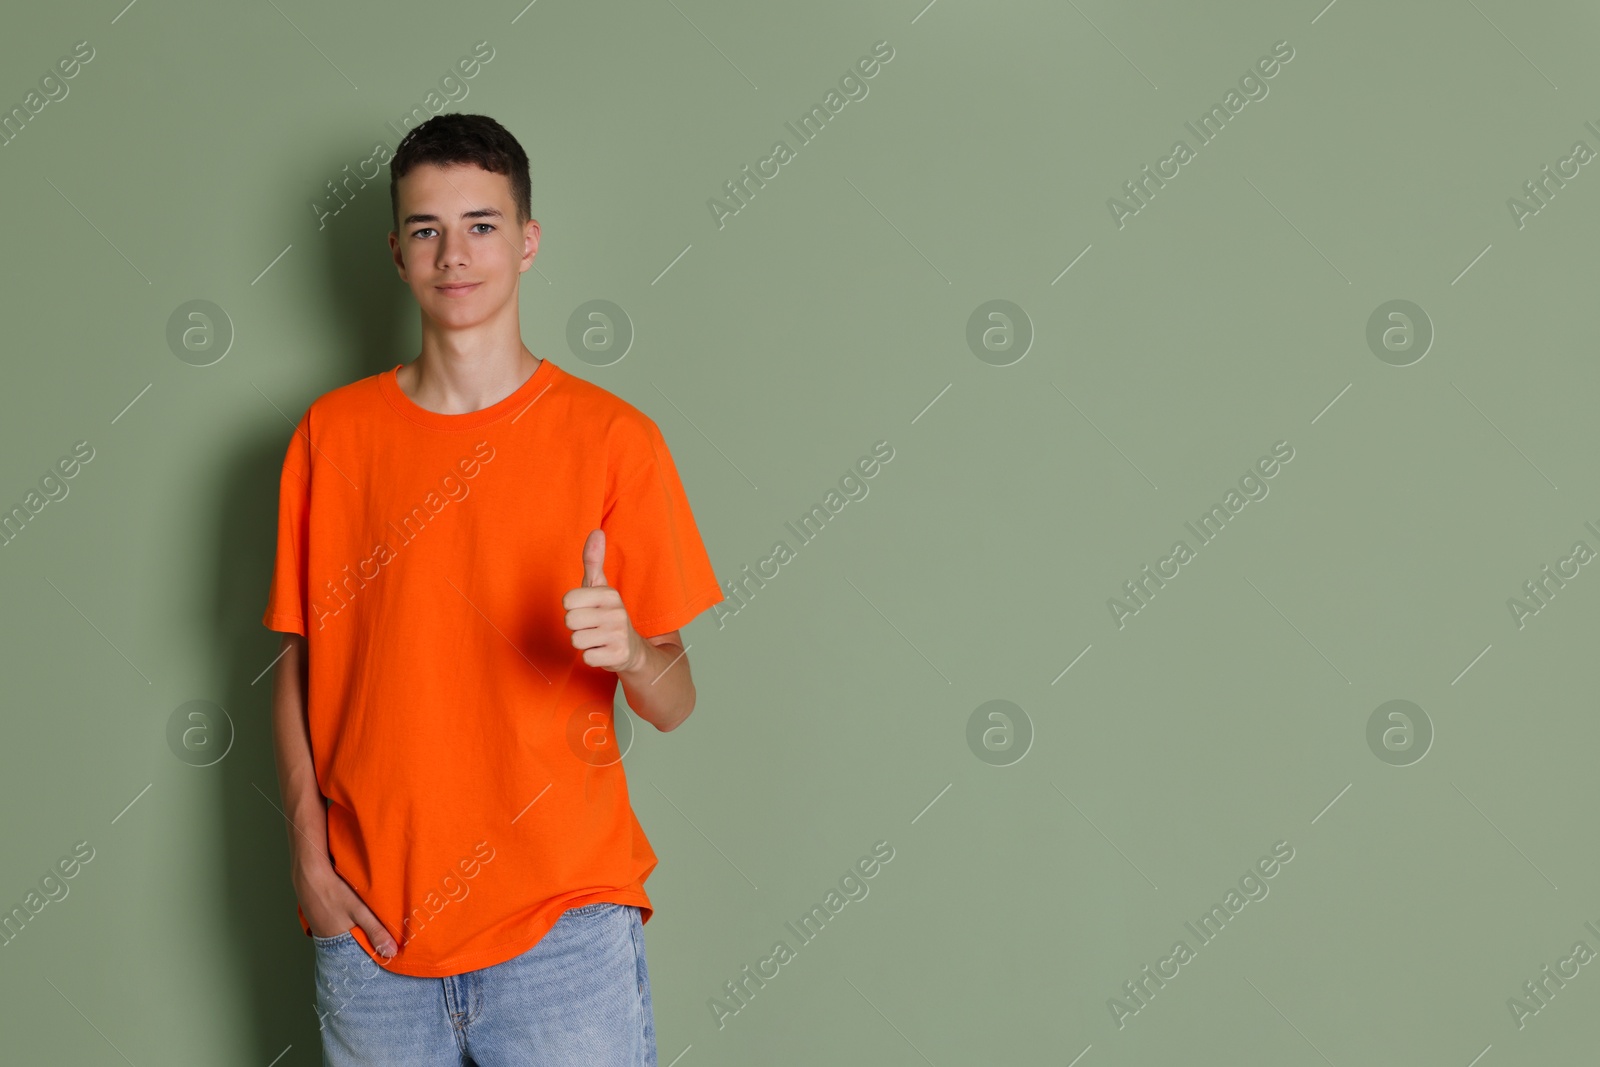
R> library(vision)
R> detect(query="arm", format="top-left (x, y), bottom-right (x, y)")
top-left (616, 629), bottom-right (698, 732)
top-left (565, 530), bottom-right (704, 733)
top-left (270, 631), bottom-right (399, 956)
top-left (270, 633), bottom-right (328, 872)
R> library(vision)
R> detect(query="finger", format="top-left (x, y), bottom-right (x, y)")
top-left (581, 528), bottom-right (607, 588)
top-left (581, 643), bottom-right (627, 670)
top-left (563, 585), bottom-right (619, 607)
top-left (358, 912), bottom-right (398, 957)
top-left (569, 626), bottom-right (608, 651)
top-left (565, 607), bottom-right (595, 634)
top-left (563, 585), bottom-right (621, 614)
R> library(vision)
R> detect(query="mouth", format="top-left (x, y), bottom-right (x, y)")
top-left (436, 282), bottom-right (481, 295)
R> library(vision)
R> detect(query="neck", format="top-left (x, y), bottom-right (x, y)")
top-left (398, 346), bottom-right (540, 415)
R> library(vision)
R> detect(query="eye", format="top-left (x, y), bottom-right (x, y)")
top-left (471, 223), bottom-right (495, 234)
top-left (412, 227), bottom-right (437, 239)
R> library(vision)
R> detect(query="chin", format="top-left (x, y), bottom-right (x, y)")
top-left (425, 292), bottom-right (483, 315)
top-left (431, 309), bottom-right (487, 329)
top-left (428, 288), bottom-right (502, 317)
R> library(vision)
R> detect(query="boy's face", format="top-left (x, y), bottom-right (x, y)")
top-left (389, 162), bottom-right (539, 330)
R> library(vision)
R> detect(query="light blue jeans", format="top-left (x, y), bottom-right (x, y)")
top-left (312, 902), bottom-right (657, 1067)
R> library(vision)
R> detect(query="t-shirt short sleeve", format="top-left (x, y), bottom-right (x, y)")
top-left (262, 411), bottom-right (312, 636)
top-left (602, 413), bottom-right (723, 638)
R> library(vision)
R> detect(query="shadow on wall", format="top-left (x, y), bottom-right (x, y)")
top-left (214, 148), bottom-right (413, 1064)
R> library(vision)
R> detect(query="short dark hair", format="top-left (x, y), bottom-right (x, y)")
top-left (389, 113), bottom-right (531, 232)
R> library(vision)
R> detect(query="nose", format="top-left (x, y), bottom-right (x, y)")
top-left (435, 228), bottom-right (470, 269)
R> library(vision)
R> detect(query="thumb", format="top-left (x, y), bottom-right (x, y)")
top-left (581, 528), bottom-right (607, 588)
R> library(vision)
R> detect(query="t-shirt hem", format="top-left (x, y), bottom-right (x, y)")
top-left (262, 611), bottom-right (307, 636)
top-left (366, 888), bottom-right (655, 978)
top-left (631, 584), bottom-right (725, 638)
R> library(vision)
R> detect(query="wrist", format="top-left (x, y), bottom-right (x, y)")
top-left (616, 630), bottom-right (650, 677)
top-left (291, 850), bottom-right (334, 886)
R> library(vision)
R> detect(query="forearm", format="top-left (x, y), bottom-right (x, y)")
top-left (617, 639), bottom-right (696, 731)
top-left (269, 633), bottom-right (331, 874)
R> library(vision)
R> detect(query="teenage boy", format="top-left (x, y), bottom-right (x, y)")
top-left (263, 113), bottom-right (723, 1067)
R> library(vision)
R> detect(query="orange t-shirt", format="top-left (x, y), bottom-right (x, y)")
top-left (261, 356), bottom-right (723, 978)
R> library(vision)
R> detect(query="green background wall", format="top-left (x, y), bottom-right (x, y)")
top-left (3, 0), bottom-right (1599, 1063)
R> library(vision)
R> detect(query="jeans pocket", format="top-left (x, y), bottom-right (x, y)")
top-left (311, 929), bottom-right (355, 949)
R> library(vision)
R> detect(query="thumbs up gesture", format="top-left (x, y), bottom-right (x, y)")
top-left (563, 529), bottom-right (647, 674)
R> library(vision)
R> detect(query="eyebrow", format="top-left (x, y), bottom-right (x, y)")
top-left (402, 207), bottom-right (504, 226)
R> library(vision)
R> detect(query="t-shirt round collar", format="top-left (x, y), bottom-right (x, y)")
top-left (378, 356), bottom-right (556, 431)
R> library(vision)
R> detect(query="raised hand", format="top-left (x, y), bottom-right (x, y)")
top-left (562, 529), bottom-right (646, 673)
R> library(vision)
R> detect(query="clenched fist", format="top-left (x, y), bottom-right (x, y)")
top-left (563, 529), bottom-right (647, 673)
